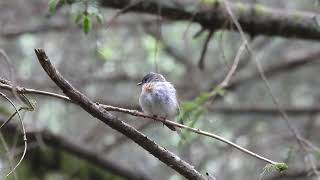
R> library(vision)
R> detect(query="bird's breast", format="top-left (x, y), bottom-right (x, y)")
top-left (142, 83), bottom-right (154, 93)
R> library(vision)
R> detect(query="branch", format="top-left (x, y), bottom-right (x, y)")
top-left (4, 78), bottom-right (318, 117)
top-left (1, 18), bottom-right (162, 39)
top-left (207, 49), bottom-right (320, 94)
top-left (1, 23), bottom-right (69, 39)
top-left (1, 66), bottom-right (281, 168)
top-left (99, 0), bottom-right (320, 41)
top-left (99, 104), bottom-right (281, 165)
top-left (33, 49), bottom-right (206, 180)
top-left (0, 118), bottom-right (150, 180)
top-left (198, 30), bottom-right (214, 70)
top-left (0, 92), bottom-right (27, 178)
top-left (145, 27), bottom-right (194, 69)
top-left (220, 0), bottom-right (313, 175)
top-left (230, 50), bottom-right (320, 89)
top-left (209, 106), bottom-right (320, 115)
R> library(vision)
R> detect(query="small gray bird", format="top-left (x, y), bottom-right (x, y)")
top-left (137, 72), bottom-right (179, 131)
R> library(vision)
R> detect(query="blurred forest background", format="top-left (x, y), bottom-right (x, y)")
top-left (0, 0), bottom-right (320, 179)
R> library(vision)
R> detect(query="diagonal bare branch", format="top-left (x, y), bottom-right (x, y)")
top-left (0, 118), bottom-right (151, 180)
top-left (1, 70), bottom-right (281, 167)
top-left (34, 48), bottom-right (207, 180)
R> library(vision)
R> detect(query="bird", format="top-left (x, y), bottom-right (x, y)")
top-left (137, 72), bottom-right (179, 131)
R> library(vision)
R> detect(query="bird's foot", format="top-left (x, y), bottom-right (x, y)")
top-left (160, 116), bottom-right (168, 127)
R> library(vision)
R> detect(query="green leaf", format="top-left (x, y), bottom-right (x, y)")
top-left (49, 0), bottom-right (58, 14)
top-left (274, 163), bottom-right (288, 172)
top-left (178, 107), bottom-right (205, 146)
top-left (195, 92), bottom-right (212, 104)
top-left (181, 102), bottom-right (198, 112)
top-left (213, 86), bottom-right (226, 96)
top-left (192, 107), bottom-right (206, 120)
top-left (95, 14), bottom-right (103, 24)
top-left (83, 15), bottom-right (92, 34)
top-left (263, 163), bottom-right (288, 173)
top-left (74, 13), bottom-right (83, 24)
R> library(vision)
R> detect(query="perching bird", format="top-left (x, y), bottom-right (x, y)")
top-left (138, 72), bottom-right (179, 131)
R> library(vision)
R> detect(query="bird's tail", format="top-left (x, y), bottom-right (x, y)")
top-left (165, 123), bottom-right (177, 131)
top-left (164, 123), bottom-right (181, 134)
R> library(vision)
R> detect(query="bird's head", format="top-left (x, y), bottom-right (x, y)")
top-left (137, 72), bottom-right (166, 86)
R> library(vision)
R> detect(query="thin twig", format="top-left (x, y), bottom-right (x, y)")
top-left (0, 118), bottom-right (150, 180)
top-left (0, 49), bottom-right (14, 85)
top-left (0, 132), bottom-right (18, 180)
top-left (222, 0), bottom-right (318, 147)
top-left (198, 30), bottom-right (214, 70)
top-left (1, 72), bottom-right (278, 166)
top-left (34, 48), bottom-right (207, 179)
top-left (154, 4), bottom-right (162, 73)
top-left (0, 92), bottom-right (27, 178)
top-left (1, 80), bottom-right (275, 164)
top-left (146, 28), bottom-right (194, 69)
top-left (0, 81), bottom-right (70, 101)
top-left (100, 104), bottom-right (277, 164)
top-left (182, 0), bottom-right (205, 39)
top-left (193, 27), bottom-right (206, 39)
top-left (0, 108), bottom-right (24, 129)
top-left (105, 0), bottom-right (143, 31)
top-left (219, 41), bottom-right (246, 88)
top-left (0, 49), bottom-right (22, 106)
top-left (220, 0), bottom-right (320, 174)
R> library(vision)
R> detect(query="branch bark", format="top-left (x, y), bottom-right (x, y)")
top-left (209, 106), bottom-right (320, 115)
top-left (99, 0), bottom-right (320, 41)
top-left (0, 118), bottom-right (150, 180)
top-left (1, 18), bottom-right (161, 39)
top-left (33, 49), bottom-right (206, 180)
top-left (207, 49), bottom-right (320, 94)
top-left (0, 72), bottom-right (281, 166)
top-left (2, 79), bottom-right (320, 117)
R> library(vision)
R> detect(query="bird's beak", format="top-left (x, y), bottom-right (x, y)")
top-left (137, 82), bottom-right (142, 86)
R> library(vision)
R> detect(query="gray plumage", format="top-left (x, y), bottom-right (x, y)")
top-left (138, 72), bottom-right (179, 131)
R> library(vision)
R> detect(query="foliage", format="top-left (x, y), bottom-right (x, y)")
top-left (49, 0), bottom-right (103, 34)
top-left (178, 87), bottom-right (226, 146)
top-left (259, 163), bottom-right (288, 180)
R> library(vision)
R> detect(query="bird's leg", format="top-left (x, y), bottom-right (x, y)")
top-left (161, 116), bottom-right (168, 127)
top-left (154, 115), bottom-right (176, 131)
top-left (153, 115), bottom-right (166, 127)
top-left (152, 115), bottom-right (166, 123)
top-left (153, 114), bottom-right (162, 125)
top-left (161, 116), bottom-right (177, 131)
